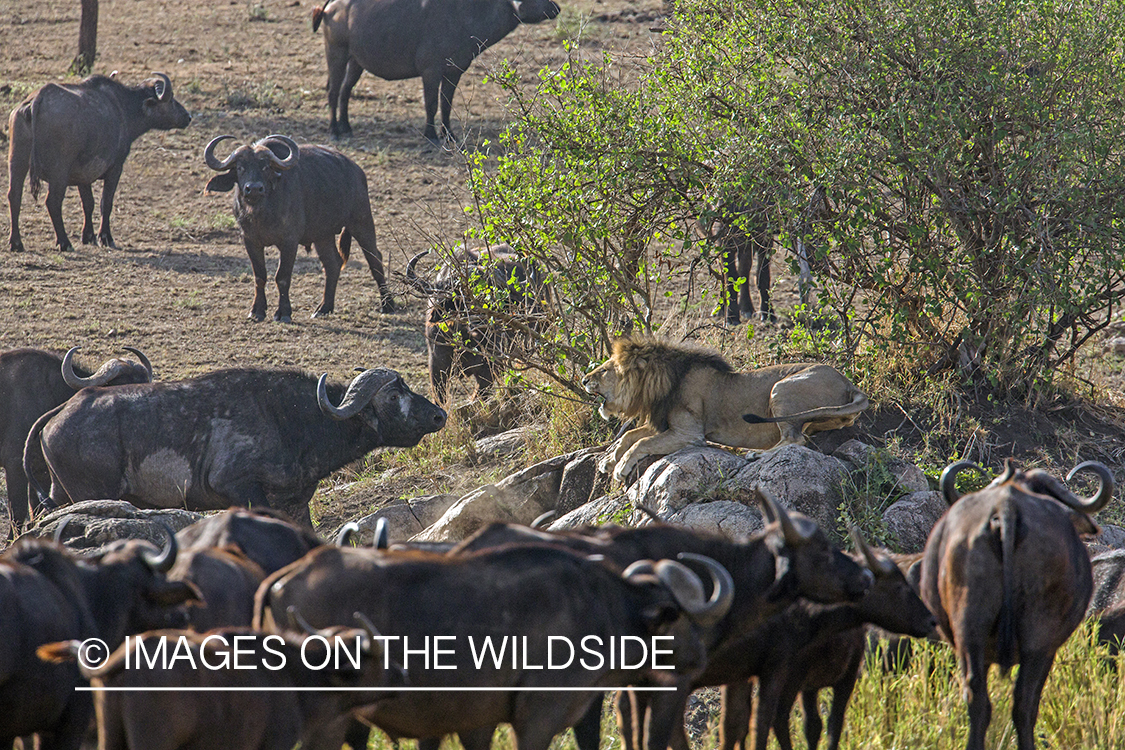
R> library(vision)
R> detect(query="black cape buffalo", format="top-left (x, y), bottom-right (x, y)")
top-left (0, 528), bottom-right (200, 750)
top-left (25, 367), bottom-right (446, 527)
top-left (0, 346), bottom-right (153, 536)
top-left (406, 245), bottom-right (551, 403)
top-left (7, 73), bottom-right (191, 252)
top-left (204, 134), bottom-right (394, 322)
top-left (176, 507), bottom-right (325, 574)
top-left (311, 0), bottom-right (560, 142)
top-left (257, 543), bottom-right (732, 750)
top-left (921, 459), bottom-right (1113, 750)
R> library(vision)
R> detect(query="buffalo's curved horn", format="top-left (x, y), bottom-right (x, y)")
top-left (204, 135), bottom-right (241, 171)
top-left (288, 606), bottom-right (319, 636)
top-left (849, 526), bottom-right (895, 577)
top-left (152, 72), bottom-right (172, 102)
top-left (62, 347), bottom-right (134, 390)
top-left (530, 510), bottom-right (556, 529)
top-left (757, 487), bottom-right (812, 546)
top-left (622, 559), bottom-right (656, 578)
top-left (372, 517), bottom-right (389, 549)
top-left (939, 460), bottom-right (986, 506)
top-left (256, 134), bottom-right (300, 170)
top-left (1051, 461), bottom-right (1116, 514)
top-left (121, 346), bottom-right (154, 380)
top-left (52, 515), bottom-right (73, 544)
top-left (353, 611), bottom-right (384, 657)
top-left (141, 524), bottom-right (178, 573)
top-left (657, 553), bottom-right (734, 627)
top-left (317, 368), bottom-right (399, 421)
top-left (335, 522), bottom-right (360, 547)
top-left (406, 250), bottom-right (436, 294)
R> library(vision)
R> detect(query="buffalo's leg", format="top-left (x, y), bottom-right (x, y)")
top-left (614, 689), bottom-right (640, 750)
top-left (98, 163), bottom-right (123, 248)
top-left (798, 690), bottom-right (822, 750)
top-left (1012, 652), bottom-right (1054, 750)
top-left (753, 241), bottom-right (775, 322)
top-left (335, 59), bottom-right (364, 138)
top-left (342, 719), bottom-right (369, 750)
top-left (572, 696), bottom-right (603, 750)
top-left (312, 237), bottom-right (342, 318)
top-left (421, 67), bottom-right (444, 144)
top-left (959, 645), bottom-right (991, 750)
top-left (7, 126), bottom-right (29, 252)
top-left (438, 66), bottom-right (465, 143)
top-left (325, 43), bottom-right (355, 137)
top-left (78, 183), bottom-right (97, 245)
top-left (428, 337), bottom-right (456, 406)
top-left (3, 462), bottom-right (29, 539)
top-left (44, 181), bottom-right (73, 252)
top-left (244, 240), bottom-right (269, 322)
top-left (641, 687), bottom-right (691, 750)
top-left (821, 649), bottom-right (863, 750)
top-left (348, 214), bottom-right (394, 312)
top-left (719, 681), bottom-right (752, 750)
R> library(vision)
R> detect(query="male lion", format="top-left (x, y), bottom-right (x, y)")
top-left (582, 335), bottom-right (869, 482)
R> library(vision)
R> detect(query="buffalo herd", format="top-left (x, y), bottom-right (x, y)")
top-left (3, 3), bottom-right (1123, 750)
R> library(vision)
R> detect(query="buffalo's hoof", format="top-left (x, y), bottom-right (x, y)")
top-left (311, 308), bottom-right (332, 318)
top-left (57, 241), bottom-right (74, 253)
top-left (274, 312), bottom-right (293, 324)
top-left (249, 311), bottom-right (266, 323)
top-left (330, 124), bottom-right (353, 139)
top-left (380, 296), bottom-right (396, 314)
top-left (99, 233), bottom-right (117, 249)
top-left (9, 239), bottom-right (23, 252)
top-left (81, 229), bottom-right (97, 245)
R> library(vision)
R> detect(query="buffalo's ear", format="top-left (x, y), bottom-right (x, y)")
top-left (205, 172), bottom-right (237, 193)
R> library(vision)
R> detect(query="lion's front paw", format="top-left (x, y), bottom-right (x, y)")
top-left (613, 457), bottom-right (638, 484)
top-left (597, 451), bottom-right (618, 476)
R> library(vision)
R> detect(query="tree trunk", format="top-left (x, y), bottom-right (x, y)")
top-left (72, 0), bottom-right (98, 74)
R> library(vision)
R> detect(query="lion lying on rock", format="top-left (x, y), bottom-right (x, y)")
top-left (582, 335), bottom-right (869, 482)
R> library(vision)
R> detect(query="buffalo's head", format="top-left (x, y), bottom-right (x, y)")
top-left (141, 72), bottom-right (192, 130)
top-left (204, 134), bottom-right (300, 207)
top-left (317, 368), bottom-right (448, 446)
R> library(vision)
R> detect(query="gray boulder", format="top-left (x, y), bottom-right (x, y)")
top-left (25, 500), bottom-right (203, 554)
top-left (735, 445), bottom-right (852, 532)
top-left (882, 491), bottom-right (947, 552)
top-left (626, 446), bottom-right (755, 515)
top-left (833, 440), bottom-right (931, 494)
top-left (343, 494), bottom-right (459, 544)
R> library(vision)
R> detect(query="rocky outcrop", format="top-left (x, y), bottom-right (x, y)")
top-left (24, 500), bottom-right (203, 553)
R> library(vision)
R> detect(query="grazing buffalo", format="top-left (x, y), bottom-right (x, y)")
top-left (257, 543), bottom-right (732, 750)
top-left (406, 245), bottom-right (550, 403)
top-left (921, 459), bottom-right (1114, 750)
top-left (25, 367), bottom-right (446, 527)
top-left (38, 625), bottom-right (401, 750)
top-left (717, 532), bottom-right (936, 750)
top-left (176, 507), bottom-right (325, 574)
top-left (204, 134), bottom-right (393, 322)
top-left (7, 73), bottom-right (191, 253)
top-left (311, 0), bottom-right (560, 142)
top-left (0, 528), bottom-right (200, 750)
top-left (0, 346), bottom-right (153, 536)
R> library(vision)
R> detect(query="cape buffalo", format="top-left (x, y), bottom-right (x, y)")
top-left (38, 624), bottom-right (401, 750)
top-left (311, 0), bottom-right (560, 142)
top-left (256, 544), bottom-right (732, 750)
top-left (25, 367), bottom-right (446, 527)
top-left (406, 245), bottom-right (551, 403)
top-left (0, 528), bottom-right (200, 750)
top-left (204, 134), bottom-right (394, 322)
top-left (0, 346), bottom-right (153, 536)
top-left (921, 459), bottom-right (1113, 750)
top-left (7, 73), bottom-right (191, 253)
top-left (176, 507), bottom-right (325, 574)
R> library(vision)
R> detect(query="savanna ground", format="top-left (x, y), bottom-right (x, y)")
top-left (4, 0), bottom-right (1125, 747)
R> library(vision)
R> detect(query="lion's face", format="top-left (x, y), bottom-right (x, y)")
top-left (583, 360), bottom-right (623, 420)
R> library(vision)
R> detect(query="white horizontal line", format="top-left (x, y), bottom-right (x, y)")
top-left (75, 686), bottom-right (675, 692)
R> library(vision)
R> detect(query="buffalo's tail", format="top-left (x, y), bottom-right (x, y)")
top-left (21, 103), bottom-right (41, 199)
top-left (995, 497), bottom-right (1019, 674)
top-left (339, 229), bottom-right (351, 265)
top-left (23, 403), bottom-right (65, 514)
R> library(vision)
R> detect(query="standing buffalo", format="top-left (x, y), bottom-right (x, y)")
top-left (204, 134), bottom-right (394, 322)
top-left (25, 367), bottom-right (446, 527)
top-left (406, 245), bottom-right (550, 403)
top-left (7, 73), bottom-right (191, 253)
top-left (0, 346), bottom-right (153, 536)
top-left (0, 528), bottom-right (200, 750)
top-left (921, 459), bottom-right (1114, 750)
top-left (311, 0), bottom-right (560, 142)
